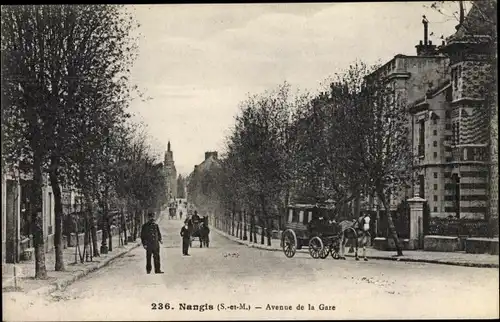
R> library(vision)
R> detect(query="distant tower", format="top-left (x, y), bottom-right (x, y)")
top-left (164, 141), bottom-right (177, 201)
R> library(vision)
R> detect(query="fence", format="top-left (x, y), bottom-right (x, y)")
top-left (427, 217), bottom-right (489, 237)
top-left (374, 206), bottom-right (410, 240)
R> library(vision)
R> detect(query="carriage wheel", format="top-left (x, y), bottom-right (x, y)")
top-left (309, 236), bottom-right (324, 259)
top-left (282, 229), bottom-right (297, 258)
top-left (319, 245), bottom-right (330, 259)
top-left (330, 244), bottom-right (340, 259)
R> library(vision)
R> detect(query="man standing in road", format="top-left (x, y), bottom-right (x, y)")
top-left (141, 212), bottom-right (164, 274)
top-left (180, 222), bottom-right (191, 256)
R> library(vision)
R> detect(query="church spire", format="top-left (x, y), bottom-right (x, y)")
top-left (167, 141), bottom-right (171, 152)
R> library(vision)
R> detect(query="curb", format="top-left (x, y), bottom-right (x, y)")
top-left (26, 212), bottom-right (166, 297)
top-left (27, 241), bottom-right (142, 297)
top-left (213, 227), bottom-right (499, 269)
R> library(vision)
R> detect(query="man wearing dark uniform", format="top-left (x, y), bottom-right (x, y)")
top-left (140, 213), bottom-right (164, 274)
top-left (192, 210), bottom-right (200, 223)
top-left (180, 222), bottom-right (191, 256)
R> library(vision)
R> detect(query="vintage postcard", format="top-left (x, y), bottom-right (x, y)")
top-left (2, 2), bottom-right (499, 321)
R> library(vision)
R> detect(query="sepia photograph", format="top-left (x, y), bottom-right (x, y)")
top-left (1, 1), bottom-right (499, 321)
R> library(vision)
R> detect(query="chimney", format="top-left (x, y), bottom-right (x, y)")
top-left (423, 17), bottom-right (429, 45)
top-left (416, 16), bottom-right (437, 56)
top-left (204, 151), bottom-right (218, 160)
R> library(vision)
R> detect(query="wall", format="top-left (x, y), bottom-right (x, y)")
top-left (490, 101), bottom-right (499, 227)
top-left (399, 56), bottom-right (449, 104)
top-left (2, 175), bottom-right (7, 263)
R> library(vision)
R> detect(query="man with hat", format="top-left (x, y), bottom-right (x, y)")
top-left (140, 212), bottom-right (164, 274)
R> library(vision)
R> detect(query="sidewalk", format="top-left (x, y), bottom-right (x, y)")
top-left (213, 226), bottom-right (500, 268)
top-left (2, 213), bottom-right (164, 296)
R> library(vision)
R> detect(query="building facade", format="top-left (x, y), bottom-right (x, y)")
top-left (187, 151), bottom-right (220, 210)
top-left (362, 19), bottom-right (450, 212)
top-left (363, 3), bottom-right (497, 231)
top-left (409, 1), bottom-right (496, 225)
top-left (164, 141), bottom-right (177, 201)
top-left (2, 170), bottom-right (61, 263)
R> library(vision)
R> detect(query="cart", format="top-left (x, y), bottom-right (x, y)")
top-left (281, 203), bottom-right (342, 259)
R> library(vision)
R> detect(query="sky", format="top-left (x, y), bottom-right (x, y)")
top-left (126, 2), bottom-right (465, 177)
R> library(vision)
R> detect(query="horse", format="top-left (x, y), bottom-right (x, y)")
top-left (337, 214), bottom-right (371, 261)
top-left (199, 219), bottom-right (210, 248)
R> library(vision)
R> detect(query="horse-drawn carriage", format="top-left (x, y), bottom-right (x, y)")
top-left (187, 213), bottom-right (210, 248)
top-left (168, 201), bottom-right (177, 220)
top-left (281, 203), bottom-right (371, 261)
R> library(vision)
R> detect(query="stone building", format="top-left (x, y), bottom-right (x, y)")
top-left (187, 151), bottom-right (220, 212)
top-left (163, 141), bottom-right (177, 201)
top-left (410, 1), bottom-right (496, 224)
top-left (2, 169), bottom-right (68, 263)
top-left (362, 18), bottom-right (449, 212)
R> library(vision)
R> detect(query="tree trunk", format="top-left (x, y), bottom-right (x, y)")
top-left (260, 217), bottom-right (265, 245)
top-left (133, 210), bottom-right (139, 241)
top-left (243, 210), bottom-right (248, 240)
top-left (231, 211), bottom-right (235, 236)
top-left (266, 218), bottom-right (272, 246)
top-left (249, 212), bottom-right (253, 242)
top-left (378, 190), bottom-right (403, 256)
top-left (239, 210), bottom-right (245, 239)
top-left (108, 217), bottom-right (113, 252)
top-left (100, 186), bottom-right (109, 254)
top-left (90, 212), bottom-right (99, 257)
top-left (84, 193), bottom-right (99, 258)
top-left (48, 165), bottom-right (65, 271)
top-left (122, 210), bottom-right (128, 245)
top-left (253, 213), bottom-right (257, 243)
top-left (31, 154), bottom-right (47, 279)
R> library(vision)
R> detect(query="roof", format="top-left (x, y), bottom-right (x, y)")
top-left (445, 1), bottom-right (496, 44)
top-left (190, 154), bottom-right (221, 178)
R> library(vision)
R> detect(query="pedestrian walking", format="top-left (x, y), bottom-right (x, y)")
top-left (180, 210), bottom-right (183, 220)
top-left (140, 212), bottom-right (164, 274)
top-left (180, 222), bottom-right (191, 256)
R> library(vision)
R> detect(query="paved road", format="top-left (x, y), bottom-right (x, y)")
top-left (3, 210), bottom-right (499, 321)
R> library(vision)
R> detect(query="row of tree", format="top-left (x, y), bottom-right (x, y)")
top-left (188, 63), bottom-right (412, 255)
top-left (187, 0), bottom-right (498, 254)
top-left (1, 5), bottom-right (167, 278)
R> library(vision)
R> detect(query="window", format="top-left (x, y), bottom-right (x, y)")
top-left (445, 110), bottom-right (451, 119)
top-left (433, 118), bottom-right (437, 125)
top-left (445, 123), bottom-right (451, 130)
top-left (433, 141), bottom-right (438, 147)
top-left (453, 67), bottom-right (458, 90)
top-left (452, 122), bottom-right (460, 145)
top-left (419, 120), bottom-right (425, 157)
top-left (434, 152), bottom-right (438, 159)
top-left (303, 211), bottom-right (311, 225)
top-left (433, 130), bottom-right (437, 136)
top-left (434, 195), bottom-right (438, 201)
top-left (434, 184), bottom-right (438, 190)
top-left (434, 172), bottom-right (438, 178)
top-left (433, 207), bottom-right (438, 212)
